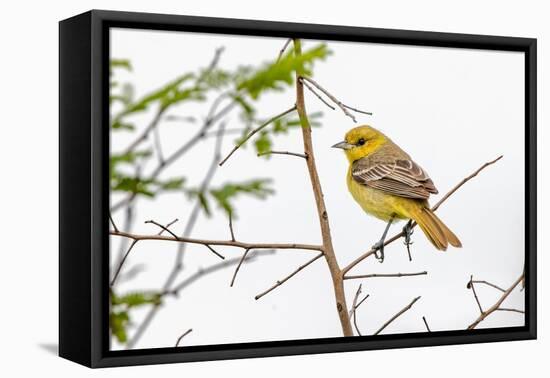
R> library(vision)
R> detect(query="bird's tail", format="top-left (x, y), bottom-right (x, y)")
top-left (411, 207), bottom-right (462, 251)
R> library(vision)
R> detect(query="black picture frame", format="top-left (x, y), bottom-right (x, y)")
top-left (59, 9), bottom-right (537, 368)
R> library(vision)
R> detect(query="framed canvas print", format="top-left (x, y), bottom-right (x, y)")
top-left (59, 10), bottom-right (537, 368)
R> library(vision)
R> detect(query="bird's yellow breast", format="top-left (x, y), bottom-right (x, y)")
top-left (346, 166), bottom-right (411, 222)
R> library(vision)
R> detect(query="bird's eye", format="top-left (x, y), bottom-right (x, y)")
top-left (357, 138), bottom-right (366, 146)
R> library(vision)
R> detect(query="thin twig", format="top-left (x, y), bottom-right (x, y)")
top-left (301, 76), bottom-right (372, 122)
top-left (341, 155), bottom-right (504, 275)
top-left (205, 244), bottom-right (225, 260)
top-left (344, 271), bottom-right (427, 280)
top-left (169, 250), bottom-right (276, 296)
top-left (257, 150), bottom-right (308, 159)
top-left (374, 296), bottom-right (421, 335)
top-left (109, 212), bottom-right (119, 233)
top-left (198, 47), bottom-right (224, 82)
top-left (432, 155), bottom-right (503, 212)
top-left (299, 78), bottom-right (335, 110)
top-left (276, 38), bottom-right (292, 63)
top-left (175, 328), bottom-right (193, 347)
top-left (349, 284), bottom-right (369, 336)
top-left (119, 108), bottom-right (165, 157)
top-left (145, 220), bottom-right (179, 240)
top-left (219, 106), bottom-right (297, 166)
top-left (467, 273), bottom-right (525, 330)
top-left (255, 252), bottom-right (324, 300)
top-left (471, 280), bottom-right (506, 293)
top-left (230, 249), bottom-right (251, 287)
top-left (349, 284), bottom-right (363, 318)
top-left (350, 284), bottom-right (362, 336)
top-left (156, 219), bottom-right (179, 236)
top-left (228, 213), bottom-right (236, 242)
top-left (110, 240), bottom-right (138, 286)
top-left (468, 275), bottom-right (484, 314)
top-left (497, 308), bottom-right (525, 314)
top-left (152, 120), bottom-right (165, 165)
top-left (422, 316), bottom-right (431, 332)
top-left (114, 201), bottom-right (135, 274)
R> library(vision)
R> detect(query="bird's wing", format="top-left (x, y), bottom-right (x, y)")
top-left (351, 158), bottom-right (438, 200)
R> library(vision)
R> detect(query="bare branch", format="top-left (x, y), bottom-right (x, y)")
top-left (293, 39), bottom-right (353, 336)
top-left (110, 240), bottom-right (138, 287)
top-left (422, 316), bottom-right (431, 332)
top-left (299, 78), bottom-right (335, 110)
top-left (175, 328), bottom-right (193, 347)
top-left (145, 219), bottom-right (179, 240)
top-left (109, 212), bottom-right (119, 233)
top-left (374, 296), bottom-right (421, 335)
top-left (152, 120), bottom-right (165, 165)
top-left (276, 38), bottom-right (292, 63)
top-left (471, 280), bottom-right (506, 293)
top-left (198, 46), bottom-right (224, 82)
top-left (344, 271), bottom-right (427, 280)
top-left (258, 150), bottom-right (308, 159)
top-left (156, 218), bottom-right (179, 236)
top-left (119, 108), bottom-right (165, 157)
top-left (349, 284), bottom-right (369, 336)
top-left (301, 76), bottom-right (372, 122)
top-left (230, 249), bottom-right (251, 287)
top-left (342, 155), bottom-right (504, 275)
top-left (431, 155), bottom-right (503, 212)
top-left (467, 273), bottom-right (524, 330)
top-left (110, 229), bottom-right (323, 252)
top-left (468, 275), bottom-right (484, 314)
top-left (169, 250), bottom-right (275, 296)
top-left (219, 106), bottom-right (297, 166)
top-left (497, 308), bottom-right (525, 314)
top-left (205, 244), bottom-right (225, 260)
top-left (255, 252), bottom-right (324, 300)
top-left (228, 213), bottom-right (236, 242)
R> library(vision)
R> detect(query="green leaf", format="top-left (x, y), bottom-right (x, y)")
top-left (237, 44), bottom-right (330, 99)
top-left (158, 177), bottom-right (186, 191)
top-left (114, 73), bottom-right (195, 120)
top-left (111, 176), bottom-right (156, 197)
top-left (110, 150), bottom-right (152, 177)
top-left (112, 292), bottom-right (162, 308)
top-left (197, 191), bottom-right (212, 217)
top-left (254, 131), bottom-right (272, 156)
top-left (209, 179), bottom-right (275, 216)
top-left (197, 68), bottom-right (233, 89)
top-left (232, 94), bottom-right (256, 120)
top-left (110, 59), bottom-right (132, 72)
top-left (186, 189), bottom-right (212, 217)
top-left (110, 311), bottom-right (129, 343)
top-left (110, 120), bottom-right (136, 131)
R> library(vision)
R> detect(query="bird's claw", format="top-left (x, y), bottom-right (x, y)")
top-left (372, 241), bottom-right (385, 263)
top-left (403, 221), bottom-right (414, 261)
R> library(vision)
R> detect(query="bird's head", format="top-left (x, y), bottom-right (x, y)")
top-left (332, 125), bottom-right (387, 162)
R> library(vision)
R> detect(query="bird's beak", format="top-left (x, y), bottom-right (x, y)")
top-left (331, 141), bottom-right (353, 150)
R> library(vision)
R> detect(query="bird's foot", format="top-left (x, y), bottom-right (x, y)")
top-left (372, 240), bottom-right (385, 263)
top-left (403, 221), bottom-right (414, 261)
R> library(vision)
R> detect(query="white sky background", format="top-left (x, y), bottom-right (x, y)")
top-left (109, 28), bottom-right (525, 350)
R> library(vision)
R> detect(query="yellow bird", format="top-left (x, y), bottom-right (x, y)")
top-left (332, 125), bottom-right (461, 261)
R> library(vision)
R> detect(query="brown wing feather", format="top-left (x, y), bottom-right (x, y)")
top-left (352, 158), bottom-right (438, 200)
